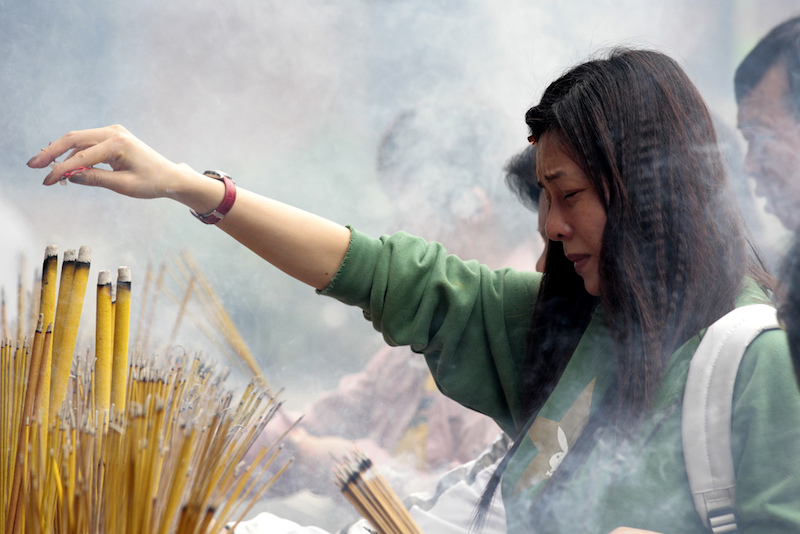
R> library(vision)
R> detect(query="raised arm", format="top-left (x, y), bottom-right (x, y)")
top-left (27, 125), bottom-right (350, 290)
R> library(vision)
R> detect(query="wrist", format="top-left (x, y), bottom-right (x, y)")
top-left (190, 170), bottom-right (236, 224)
top-left (165, 164), bottom-right (212, 204)
top-left (169, 166), bottom-right (232, 220)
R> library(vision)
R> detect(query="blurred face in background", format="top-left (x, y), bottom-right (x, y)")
top-left (738, 60), bottom-right (800, 231)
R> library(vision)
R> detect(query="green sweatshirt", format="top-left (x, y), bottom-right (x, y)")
top-left (321, 228), bottom-right (800, 533)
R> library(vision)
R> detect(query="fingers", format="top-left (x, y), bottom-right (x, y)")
top-left (29, 125), bottom-right (137, 185)
top-left (52, 167), bottom-right (150, 200)
top-left (28, 125), bottom-right (128, 169)
top-left (41, 141), bottom-right (112, 185)
top-left (59, 167), bottom-right (106, 188)
top-left (30, 124), bottom-right (186, 200)
top-left (33, 126), bottom-right (138, 186)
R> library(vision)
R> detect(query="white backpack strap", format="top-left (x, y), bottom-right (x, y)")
top-left (682, 304), bottom-right (779, 533)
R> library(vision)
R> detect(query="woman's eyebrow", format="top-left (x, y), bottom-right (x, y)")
top-left (541, 170), bottom-right (566, 183)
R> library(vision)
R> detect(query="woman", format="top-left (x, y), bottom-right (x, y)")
top-left (29, 49), bottom-right (800, 532)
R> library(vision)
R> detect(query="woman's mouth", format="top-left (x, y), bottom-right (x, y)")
top-left (566, 253), bottom-right (590, 274)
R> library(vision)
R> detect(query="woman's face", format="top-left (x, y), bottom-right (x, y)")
top-left (536, 132), bottom-right (607, 296)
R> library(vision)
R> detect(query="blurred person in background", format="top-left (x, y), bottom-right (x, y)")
top-left (735, 16), bottom-right (800, 389)
top-left (232, 141), bottom-right (546, 534)
top-left (237, 103), bottom-right (542, 531)
top-left (736, 15), bottom-right (800, 235)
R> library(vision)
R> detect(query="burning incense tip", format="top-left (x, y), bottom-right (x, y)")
top-left (335, 448), bottom-right (424, 533)
top-left (98, 270), bottom-right (111, 285)
top-left (3, 244), bottom-right (289, 533)
top-left (117, 266), bottom-right (131, 283)
top-left (77, 245), bottom-right (92, 263)
top-left (45, 245), bottom-right (58, 258)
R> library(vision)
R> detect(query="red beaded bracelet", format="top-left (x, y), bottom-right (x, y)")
top-left (191, 170), bottom-right (236, 225)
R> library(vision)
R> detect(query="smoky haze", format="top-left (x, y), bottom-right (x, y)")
top-left (0, 0), bottom-right (796, 430)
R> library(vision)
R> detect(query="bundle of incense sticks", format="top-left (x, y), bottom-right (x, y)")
top-left (133, 250), bottom-right (266, 387)
top-left (335, 450), bottom-right (424, 534)
top-left (0, 245), bottom-right (290, 534)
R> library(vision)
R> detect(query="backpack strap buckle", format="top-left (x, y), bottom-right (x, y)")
top-left (707, 506), bottom-right (738, 534)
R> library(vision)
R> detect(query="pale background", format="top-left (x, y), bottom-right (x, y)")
top-left (0, 0), bottom-right (796, 440)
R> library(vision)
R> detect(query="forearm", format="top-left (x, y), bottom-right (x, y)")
top-left (30, 126), bottom-right (351, 291)
top-left (154, 163), bottom-right (351, 290)
top-left (216, 189), bottom-right (350, 290)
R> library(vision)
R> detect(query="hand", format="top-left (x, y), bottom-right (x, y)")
top-left (27, 124), bottom-right (196, 200)
top-left (291, 428), bottom-right (360, 464)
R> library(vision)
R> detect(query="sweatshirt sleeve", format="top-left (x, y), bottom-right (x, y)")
top-left (319, 227), bottom-right (540, 432)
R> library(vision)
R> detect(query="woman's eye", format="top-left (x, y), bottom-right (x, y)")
top-left (564, 190), bottom-right (581, 199)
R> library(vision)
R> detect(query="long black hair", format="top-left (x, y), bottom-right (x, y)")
top-left (474, 48), bottom-right (772, 530)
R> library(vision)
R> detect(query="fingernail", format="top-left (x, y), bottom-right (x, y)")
top-left (63, 166), bottom-right (91, 178)
top-left (68, 173), bottom-right (86, 184)
top-left (27, 155), bottom-right (39, 167)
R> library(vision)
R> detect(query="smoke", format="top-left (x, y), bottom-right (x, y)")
top-left (1, 0), bottom-right (797, 432)
top-left (4, 0), bottom-right (800, 530)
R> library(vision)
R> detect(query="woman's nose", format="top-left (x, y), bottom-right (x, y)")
top-left (546, 206), bottom-right (571, 241)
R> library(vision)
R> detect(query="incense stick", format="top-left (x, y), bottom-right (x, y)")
top-left (49, 249), bottom-right (75, 381)
top-left (33, 246), bottom-right (59, 430)
top-left (1, 245), bottom-right (290, 534)
top-left (111, 266), bottom-right (131, 412)
top-left (95, 270), bottom-right (114, 415)
top-left (335, 449), bottom-right (424, 534)
top-left (176, 251), bottom-right (267, 387)
top-left (49, 246), bottom-right (91, 423)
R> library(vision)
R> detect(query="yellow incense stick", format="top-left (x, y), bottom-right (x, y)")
top-left (39, 246), bottom-right (58, 340)
top-left (33, 247), bottom-right (59, 432)
top-left (336, 450), bottom-right (424, 534)
top-left (111, 266), bottom-right (131, 412)
top-left (95, 270), bottom-right (114, 415)
top-left (3, 245), bottom-right (292, 534)
top-left (49, 246), bottom-right (91, 422)
top-left (51, 249), bottom-right (75, 368)
top-left (32, 323), bottom-right (53, 427)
